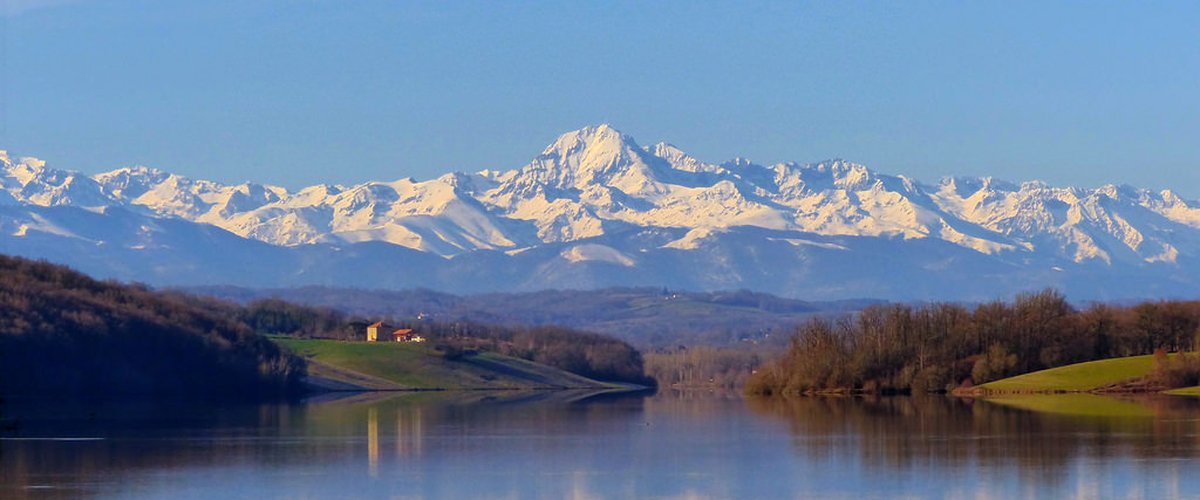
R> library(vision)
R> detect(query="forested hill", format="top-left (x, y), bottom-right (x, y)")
top-left (0, 256), bottom-right (305, 399)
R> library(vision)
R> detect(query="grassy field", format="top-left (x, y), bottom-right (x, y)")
top-left (976, 354), bottom-right (1163, 393)
top-left (274, 337), bottom-right (607, 391)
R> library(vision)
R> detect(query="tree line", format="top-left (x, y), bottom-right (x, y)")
top-left (645, 346), bottom-right (764, 389)
top-left (746, 289), bottom-right (1200, 395)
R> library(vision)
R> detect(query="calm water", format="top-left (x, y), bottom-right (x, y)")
top-left (3, 390), bottom-right (1200, 499)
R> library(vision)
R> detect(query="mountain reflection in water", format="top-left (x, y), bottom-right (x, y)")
top-left (2, 390), bottom-right (1199, 498)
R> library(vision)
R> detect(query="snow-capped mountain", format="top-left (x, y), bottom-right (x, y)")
top-left (3, 125), bottom-right (1200, 301)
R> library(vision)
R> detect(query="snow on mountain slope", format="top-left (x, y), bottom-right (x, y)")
top-left (322, 177), bottom-right (526, 254)
top-left (928, 178), bottom-right (1200, 265)
top-left (4, 125), bottom-right (1200, 300)
top-left (2, 151), bottom-right (116, 208)
top-left (89, 164), bottom-right (525, 254)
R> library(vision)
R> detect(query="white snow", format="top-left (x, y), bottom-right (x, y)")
top-left (560, 244), bottom-right (636, 267)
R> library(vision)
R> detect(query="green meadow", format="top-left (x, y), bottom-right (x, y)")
top-left (976, 354), bottom-right (1162, 393)
top-left (273, 337), bottom-right (607, 391)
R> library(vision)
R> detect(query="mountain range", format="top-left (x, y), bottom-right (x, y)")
top-left (4, 124), bottom-right (1200, 301)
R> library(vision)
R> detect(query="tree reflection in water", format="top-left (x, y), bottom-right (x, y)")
top-left (747, 394), bottom-right (1200, 488)
top-left (3, 390), bottom-right (1199, 498)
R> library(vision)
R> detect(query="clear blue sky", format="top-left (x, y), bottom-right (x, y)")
top-left (2, 1), bottom-right (1198, 194)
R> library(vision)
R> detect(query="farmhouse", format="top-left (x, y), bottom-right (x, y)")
top-left (366, 321), bottom-right (392, 342)
top-left (366, 322), bottom-right (426, 343)
top-left (392, 329), bottom-right (426, 343)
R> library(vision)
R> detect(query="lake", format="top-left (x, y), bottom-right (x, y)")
top-left (3, 390), bottom-right (1200, 498)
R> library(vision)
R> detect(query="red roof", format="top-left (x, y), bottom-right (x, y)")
top-left (392, 329), bottom-right (414, 337)
top-left (368, 321), bottom-right (389, 328)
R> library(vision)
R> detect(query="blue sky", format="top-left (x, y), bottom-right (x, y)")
top-left (2, 1), bottom-right (1198, 194)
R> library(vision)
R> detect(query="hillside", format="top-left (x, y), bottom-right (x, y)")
top-left (5, 125), bottom-right (1200, 301)
top-left (275, 338), bottom-right (613, 391)
top-left (974, 353), bottom-right (1200, 395)
top-left (235, 298), bottom-right (655, 386)
top-left (0, 255), bottom-right (305, 399)
top-left (974, 355), bottom-right (1162, 393)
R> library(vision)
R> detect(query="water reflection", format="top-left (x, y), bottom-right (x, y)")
top-left (2, 390), bottom-right (1199, 498)
top-left (749, 394), bottom-right (1200, 492)
top-left (396, 402), bottom-right (424, 458)
top-left (0, 390), bottom-right (656, 498)
top-left (367, 406), bottom-right (378, 477)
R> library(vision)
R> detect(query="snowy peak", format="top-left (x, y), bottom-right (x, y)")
top-left (647, 142), bottom-right (724, 174)
top-left (519, 124), bottom-right (665, 192)
top-left (789, 159), bottom-right (879, 192)
top-left (95, 166), bottom-right (171, 200)
top-left (1, 153), bottom-right (115, 208)
top-left (540, 124), bottom-right (627, 155)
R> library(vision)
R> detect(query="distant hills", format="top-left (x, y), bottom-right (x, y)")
top-left (190, 286), bottom-right (879, 347)
top-left (4, 124), bottom-right (1200, 301)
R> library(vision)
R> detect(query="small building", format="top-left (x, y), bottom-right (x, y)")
top-left (366, 321), bottom-right (393, 342)
top-left (392, 329), bottom-right (426, 343)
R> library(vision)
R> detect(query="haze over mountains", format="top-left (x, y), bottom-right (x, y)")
top-left (3, 124), bottom-right (1200, 301)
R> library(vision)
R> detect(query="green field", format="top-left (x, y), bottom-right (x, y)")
top-left (976, 354), bottom-right (1162, 393)
top-left (274, 337), bottom-right (608, 391)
